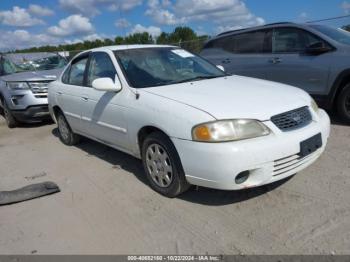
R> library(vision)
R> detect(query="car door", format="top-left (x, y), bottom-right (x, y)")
top-left (56, 54), bottom-right (89, 132)
top-left (80, 51), bottom-right (130, 150)
top-left (201, 29), bottom-right (272, 79)
top-left (265, 27), bottom-right (331, 94)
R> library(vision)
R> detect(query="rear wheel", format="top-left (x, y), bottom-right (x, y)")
top-left (1, 98), bottom-right (18, 128)
top-left (141, 132), bottom-right (190, 198)
top-left (337, 83), bottom-right (350, 123)
top-left (56, 111), bottom-right (80, 146)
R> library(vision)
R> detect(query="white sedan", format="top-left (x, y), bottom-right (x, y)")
top-left (48, 45), bottom-right (330, 197)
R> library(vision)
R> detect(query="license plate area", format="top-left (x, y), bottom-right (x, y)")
top-left (299, 133), bottom-right (322, 158)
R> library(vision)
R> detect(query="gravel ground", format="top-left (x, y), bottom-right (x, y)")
top-left (0, 116), bottom-right (349, 255)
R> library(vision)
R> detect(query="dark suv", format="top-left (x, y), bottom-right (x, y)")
top-left (200, 22), bottom-right (350, 122)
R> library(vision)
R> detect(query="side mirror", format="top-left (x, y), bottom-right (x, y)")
top-left (92, 77), bottom-right (122, 92)
top-left (216, 65), bottom-right (225, 72)
top-left (305, 42), bottom-right (332, 55)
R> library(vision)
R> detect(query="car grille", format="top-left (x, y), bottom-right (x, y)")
top-left (271, 107), bottom-right (312, 131)
top-left (29, 81), bottom-right (53, 98)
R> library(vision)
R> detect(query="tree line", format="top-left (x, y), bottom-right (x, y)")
top-left (14, 26), bottom-right (209, 54)
top-left (12, 24), bottom-right (350, 54)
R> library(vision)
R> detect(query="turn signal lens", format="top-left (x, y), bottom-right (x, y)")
top-left (194, 125), bottom-right (211, 141)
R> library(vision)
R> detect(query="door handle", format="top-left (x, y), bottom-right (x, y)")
top-left (81, 96), bottom-right (89, 102)
top-left (269, 57), bottom-right (282, 64)
top-left (222, 58), bottom-right (231, 64)
top-left (57, 91), bottom-right (63, 95)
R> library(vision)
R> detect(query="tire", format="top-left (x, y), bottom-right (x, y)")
top-left (1, 98), bottom-right (18, 128)
top-left (337, 83), bottom-right (350, 123)
top-left (56, 111), bottom-right (80, 146)
top-left (141, 132), bottom-right (190, 198)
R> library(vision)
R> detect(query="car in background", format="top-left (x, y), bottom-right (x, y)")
top-left (0, 52), bottom-right (67, 128)
top-left (200, 22), bottom-right (350, 122)
top-left (48, 45), bottom-right (330, 197)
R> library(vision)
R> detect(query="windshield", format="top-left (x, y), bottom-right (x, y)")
top-left (310, 24), bottom-right (350, 45)
top-left (2, 53), bottom-right (67, 75)
top-left (114, 48), bottom-right (226, 88)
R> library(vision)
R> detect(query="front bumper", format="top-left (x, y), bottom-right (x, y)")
top-left (172, 109), bottom-right (331, 190)
top-left (4, 86), bottom-right (50, 123)
top-left (12, 105), bottom-right (51, 123)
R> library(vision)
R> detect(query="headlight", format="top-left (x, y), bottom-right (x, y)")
top-left (311, 98), bottom-right (319, 113)
top-left (6, 82), bottom-right (30, 90)
top-left (192, 119), bottom-right (270, 142)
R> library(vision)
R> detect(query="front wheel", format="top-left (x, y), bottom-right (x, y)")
top-left (337, 83), bottom-right (350, 123)
top-left (1, 99), bottom-right (18, 128)
top-left (56, 112), bottom-right (80, 146)
top-left (141, 132), bottom-right (190, 198)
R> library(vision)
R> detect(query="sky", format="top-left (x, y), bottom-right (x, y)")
top-left (0, 0), bottom-right (350, 51)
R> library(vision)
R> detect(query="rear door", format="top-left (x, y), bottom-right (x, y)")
top-left (56, 54), bottom-right (89, 132)
top-left (265, 27), bottom-right (331, 94)
top-left (201, 29), bottom-right (272, 79)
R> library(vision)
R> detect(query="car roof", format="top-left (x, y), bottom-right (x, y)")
top-left (89, 44), bottom-right (177, 52)
top-left (214, 22), bottom-right (312, 39)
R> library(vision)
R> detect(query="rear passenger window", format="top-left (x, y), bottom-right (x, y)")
top-left (61, 67), bottom-right (70, 84)
top-left (205, 30), bottom-right (271, 54)
top-left (234, 31), bottom-right (272, 53)
top-left (68, 57), bottom-right (88, 86)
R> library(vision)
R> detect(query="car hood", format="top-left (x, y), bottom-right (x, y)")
top-left (1, 68), bottom-right (63, 82)
top-left (143, 75), bottom-right (311, 121)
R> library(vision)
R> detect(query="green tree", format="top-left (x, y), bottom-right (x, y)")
top-left (124, 32), bottom-right (154, 44)
top-left (9, 26), bottom-right (209, 54)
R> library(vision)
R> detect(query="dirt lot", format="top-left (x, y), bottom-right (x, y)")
top-left (0, 116), bottom-right (349, 255)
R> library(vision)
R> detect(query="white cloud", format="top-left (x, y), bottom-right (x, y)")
top-left (146, 0), bottom-right (265, 32)
top-left (0, 30), bottom-right (59, 51)
top-left (129, 24), bottom-right (162, 38)
top-left (28, 4), bottom-right (54, 16)
top-left (0, 6), bottom-right (44, 27)
top-left (48, 15), bottom-right (94, 37)
top-left (298, 12), bottom-right (308, 22)
top-left (342, 1), bottom-right (350, 14)
top-left (146, 8), bottom-right (185, 25)
top-left (59, 0), bottom-right (142, 17)
top-left (115, 18), bottom-right (131, 28)
top-left (65, 33), bottom-right (108, 44)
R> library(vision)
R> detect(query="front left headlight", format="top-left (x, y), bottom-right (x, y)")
top-left (192, 119), bottom-right (270, 142)
top-left (311, 98), bottom-right (319, 113)
top-left (6, 82), bottom-right (30, 90)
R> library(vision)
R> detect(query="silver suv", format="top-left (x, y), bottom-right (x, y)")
top-left (201, 22), bottom-right (350, 122)
top-left (0, 53), bottom-right (67, 128)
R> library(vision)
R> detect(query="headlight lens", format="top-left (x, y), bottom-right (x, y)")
top-left (192, 119), bottom-right (270, 142)
top-left (311, 98), bottom-right (319, 113)
top-left (6, 82), bottom-right (30, 90)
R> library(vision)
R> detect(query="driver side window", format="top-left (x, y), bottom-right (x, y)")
top-left (87, 52), bottom-right (117, 87)
top-left (273, 27), bottom-right (328, 53)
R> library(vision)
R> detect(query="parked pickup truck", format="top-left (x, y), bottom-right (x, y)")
top-left (0, 52), bottom-right (67, 128)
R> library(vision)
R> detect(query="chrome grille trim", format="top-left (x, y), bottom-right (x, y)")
top-left (273, 150), bottom-right (320, 177)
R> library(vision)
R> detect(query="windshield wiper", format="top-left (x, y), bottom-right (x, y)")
top-left (173, 75), bottom-right (222, 84)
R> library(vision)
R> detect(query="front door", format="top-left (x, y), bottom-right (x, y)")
top-left (80, 51), bottom-right (130, 150)
top-left (265, 27), bottom-right (331, 95)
